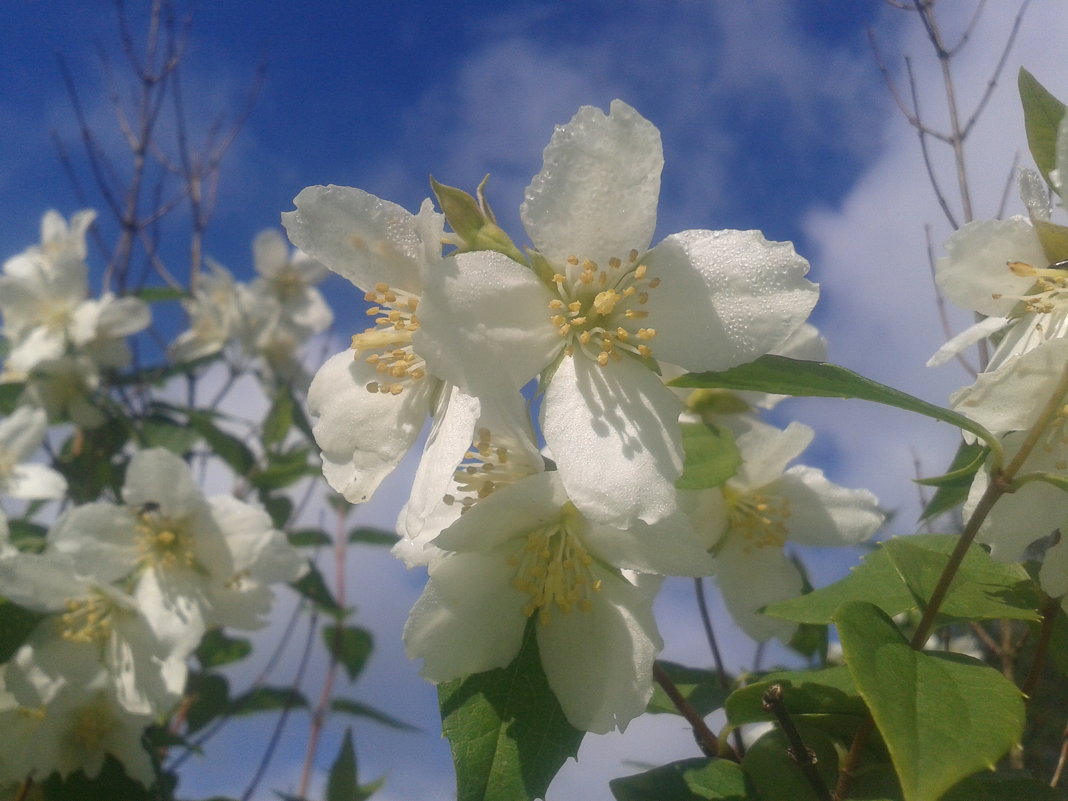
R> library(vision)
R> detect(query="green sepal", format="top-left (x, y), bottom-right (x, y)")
top-left (676, 422), bottom-right (741, 490)
top-left (1019, 67), bottom-right (1066, 188)
top-left (1034, 219), bottom-right (1068, 265)
top-left (430, 175), bottom-right (525, 264)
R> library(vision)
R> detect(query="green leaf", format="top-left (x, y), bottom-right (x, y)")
top-left (724, 667), bottom-right (865, 728)
top-left (290, 561), bottom-right (345, 616)
top-left (230, 686), bottom-right (308, 715)
top-left (7, 519), bottom-right (48, 552)
top-left (331, 698), bottom-right (419, 731)
top-left (253, 447), bottom-right (317, 491)
top-left (326, 728), bottom-right (375, 801)
top-left (835, 601), bottom-right (1025, 801)
top-left (185, 672), bottom-right (230, 733)
top-left (766, 534), bottom-right (1041, 626)
top-left (742, 725), bottom-right (839, 801)
top-left (941, 770), bottom-right (1062, 801)
top-left (675, 423), bottom-right (741, 490)
top-left (133, 286), bottom-right (186, 303)
top-left (438, 621), bottom-right (584, 801)
top-left (188, 412), bottom-right (256, 476)
top-left (264, 494), bottom-right (294, 529)
top-left (672, 355), bottom-right (995, 447)
top-left (882, 537), bottom-right (1041, 623)
top-left (40, 754), bottom-right (169, 801)
top-left (323, 624), bottom-right (374, 682)
top-left (0, 381), bottom-right (23, 414)
top-left (263, 389), bottom-right (295, 449)
top-left (195, 629), bottom-right (252, 668)
top-left (609, 758), bottom-right (754, 801)
top-left (140, 412), bottom-right (200, 453)
top-left (289, 528), bottom-right (332, 547)
top-left (348, 526), bottom-right (400, 546)
top-left (1019, 67), bottom-right (1066, 186)
top-left (0, 600), bottom-right (45, 663)
top-left (646, 661), bottom-right (729, 717)
top-left (920, 441), bottom-right (987, 521)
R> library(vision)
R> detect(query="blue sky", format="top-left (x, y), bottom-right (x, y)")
top-left (3, 2), bottom-right (1068, 800)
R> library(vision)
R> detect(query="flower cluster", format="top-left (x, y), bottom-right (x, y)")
top-left (0, 211), bottom-right (151, 428)
top-left (0, 217), bottom-right (310, 788)
top-left (169, 229), bottom-right (333, 384)
top-left (930, 114), bottom-right (1068, 609)
top-left (287, 101), bottom-right (884, 732)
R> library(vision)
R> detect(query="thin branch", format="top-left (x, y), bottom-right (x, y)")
top-left (960, 0), bottom-right (1032, 139)
top-left (1021, 596), bottom-right (1060, 698)
top-left (653, 662), bottom-right (731, 761)
top-left (762, 685), bottom-right (832, 801)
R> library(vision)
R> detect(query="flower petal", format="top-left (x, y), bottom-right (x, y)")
top-left (642, 229), bottom-right (817, 371)
top-left (403, 550), bottom-right (527, 681)
top-left (308, 349), bottom-right (433, 503)
top-left (538, 570), bottom-right (662, 733)
top-left (935, 217), bottom-right (1048, 317)
top-left (521, 100), bottom-right (662, 266)
top-left (578, 510), bottom-right (713, 577)
top-left (542, 353), bottom-right (684, 527)
top-left (771, 466), bottom-right (883, 547)
top-left (415, 250), bottom-right (561, 397)
top-left (712, 537), bottom-right (802, 642)
top-left (282, 186), bottom-right (442, 294)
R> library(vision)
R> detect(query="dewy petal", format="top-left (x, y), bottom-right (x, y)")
top-left (771, 466), bottom-right (883, 547)
top-left (542, 354), bottom-right (683, 527)
top-left (415, 250), bottom-right (561, 398)
top-left (712, 536), bottom-right (802, 643)
top-left (935, 217), bottom-right (1048, 317)
top-left (537, 570), bottom-right (662, 733)
top-left (282, 185), bottom-right (442, 294)
top-left (307, 349), bottom-right (434, 503)
top-left (521, 99), bottom-right (662, 266)
top-left (642, 229), bottom-right (818, 372)
top-left (403, 550), bottom-right (528, 681)
top-left (950, 338), bottom-right (1068, 435)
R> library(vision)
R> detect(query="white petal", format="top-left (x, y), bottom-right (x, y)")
top-left (48, 503), bottom-right (140, 583)
top-left (403, 551), bottom-right (527, 681)
top-left (0, 405), bottom-right (48, 461)
top-left (538, 570), bottom-right (662, 733)
top-left (7, 463), bottom-right (68, 500)
top-left (772, 466), bottom-right (883, 547)
top-left (712, 538), bottom-right (802, 642)
top-left (308, 349), bottom-right (433, 503)
top-left (123, 448), bottom-right (202, 520)
top-left (521, 100), bottom-right (662, 266)
top-left (950, 339), bottom-right (1068, 435)
top-left (935, 217), bottom-right (1048, 317)
top-left (578, 510), bottom-right (713, 577)
top-left (642, 229), bottom-right (818, 371)
top-left (252, 229), bottom-right (290, 278)
top-left (543, 354), bottom-right (684, 527)
top-left (733, 421), bottom-right (814, 490)
top-left (927, 316), bottom-right (1011, 367)
top-left (282, 185), bottom-right (441, 294)
top-left (414, 250), bottom-right (561, 397)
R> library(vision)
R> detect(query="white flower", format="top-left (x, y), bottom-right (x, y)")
top-left (0, 668), bottom-right (155, 787)
top-left (249, 228), bottom-right (332, 337)
top-left (48, 448), bottom-right (302, 652)
top-left (283, 185), bottom-right (481, 504)
top-left (404, 468), bottom-right (712, 733)
top-left (966, 429), bottom-right (1068, 563)
top-left (0, 551), bottom-right (185, 715)
top-left (684, 421), bottom-right (883, 642)
top-left (168, 259), bottom-right (247, 364)
top-left (0, 406), bottom-right (67, 501)
top-left (19, 355), bottom-right (107, 429)
top-left (416, 100), bottom-right (817, 527)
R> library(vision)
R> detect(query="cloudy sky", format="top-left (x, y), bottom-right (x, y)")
top-left (4, 2), bottom-right (1068, 799)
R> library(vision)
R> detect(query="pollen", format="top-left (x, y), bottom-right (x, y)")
top-left (135, 508), bottom-right (198, 571)
top-left (510, 512), bottom-right (601, 624)
top-left (444, 427), bottom-right (541, 513)
top-left (351, 283), bottom-right (427, 395)
top-left (543, 248), bottom-right (662, 367)
top-left (723, 487), bottom-right (792, 552)
top-left (59, 593), bottom-right (117, 644)
top-left (1000, 260), bottom-right (1068, 317)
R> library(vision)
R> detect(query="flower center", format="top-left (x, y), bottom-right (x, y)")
top-left (352, 282), bottom-right (425, 395)
top-left (443, 427), bottom-right (541, 513)
top-left (546, 249), bottom-right (661, 366)
top-left (59, 592), bottom-right (116, 644)
top-left (508, 506), bottom-right (602, 625)
top-left (135, 508), bottom-right (197, 571)
top-left (722, 487), bottom-right (791, 552)
top-left (68, 694), bottom-right (117, 752)
top-left (268, 265), bottom-right (305, 300)
top-left (997, 261), bottom-right (1068, 316)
